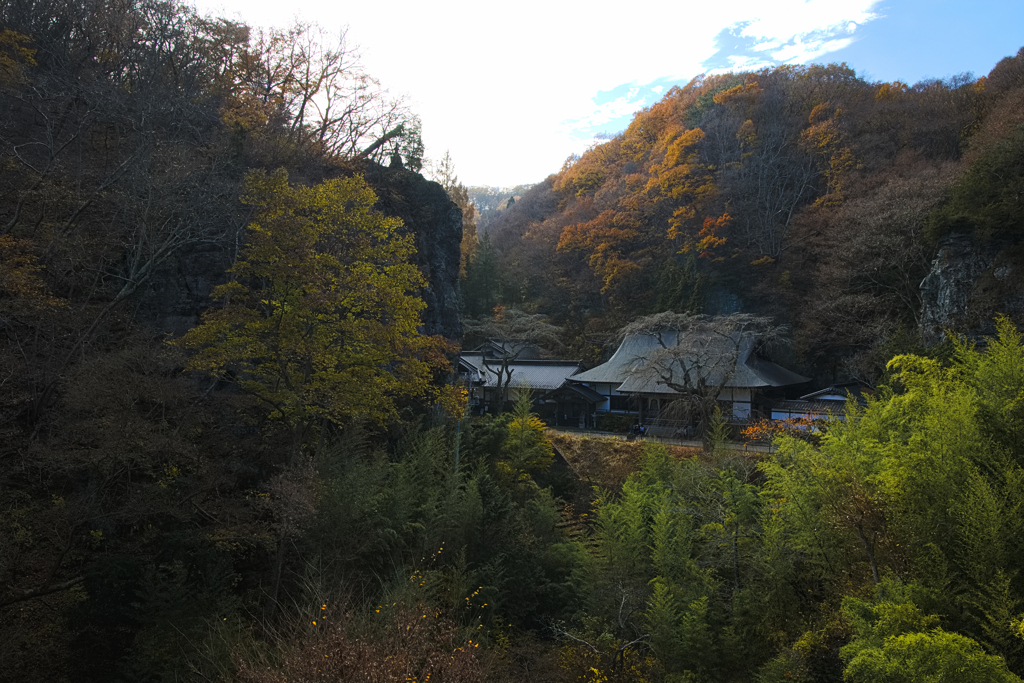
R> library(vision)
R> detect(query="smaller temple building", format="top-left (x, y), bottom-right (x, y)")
top-left (769, 383), bottom-right (873, 422)
top-left (457, 345), bottom-right (595, 425)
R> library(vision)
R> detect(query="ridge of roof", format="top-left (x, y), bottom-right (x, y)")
top-left (460, 353), bottom-right (583, 367)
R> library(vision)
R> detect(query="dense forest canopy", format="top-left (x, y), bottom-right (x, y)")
top-left (463, 53), bottom-right (1024, 383)
top-left (0, 0), bottom-right (451, 679)
top-left (3, 0), bottom-right (1024, 680)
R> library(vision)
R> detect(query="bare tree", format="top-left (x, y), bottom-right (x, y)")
top-left (837, 164), bottom-right (958, 326)
top-left (620, 312), bottom-right (785, 449)
top-left (462, 308), bottom-right (562, 411)
top-left (0, 1), bottom-right (244, 428)
top-left (551, 584), bottom-right (650, 680)
top-left (236, 21), bottom-right (416, 162)
top-left (723, 96), bottom-right (820, 259)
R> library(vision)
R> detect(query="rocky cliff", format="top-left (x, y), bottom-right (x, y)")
top-left (135, 162), bottom-right (464, 342)
top-left (363, 161), bottom-right (464, 341)
top-left (920, 233), bottom-right (1024, 342)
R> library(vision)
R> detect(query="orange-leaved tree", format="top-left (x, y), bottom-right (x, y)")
top-left (175, 169), bottom-right (450, 454)
top-left (800, 102), bottom-right (856, 206)
top-left (557, 209), bottom-right (644, 293)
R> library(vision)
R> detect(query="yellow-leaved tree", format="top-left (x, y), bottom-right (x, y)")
top-left (175, 169), bottom-right (450, 454)
top-left (498, 389), bottom-right (555, 483)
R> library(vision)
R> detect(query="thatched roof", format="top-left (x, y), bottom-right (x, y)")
top-left (571, 332), bottom-right (808, 395)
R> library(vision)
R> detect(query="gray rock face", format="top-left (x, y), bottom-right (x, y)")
top-left (363, 163), bottom-right (464, 341)
top-left (919, 233), bottom-right (1024, 342)
top-left (919, 234), bottom-right (989, 341)
top-left (136, 163), bottom-right (464, 343)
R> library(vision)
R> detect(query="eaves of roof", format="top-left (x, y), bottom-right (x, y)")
top-left (553, 382), bottom-right (606, 403)
top-left (573, 333), bottom-right (809, 394)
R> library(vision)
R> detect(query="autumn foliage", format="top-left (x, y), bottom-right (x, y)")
top-left (482, 52), bottom-right (1024, 381)
top-left (742, 416), bottom-right (824, 446)
top-left (175, 169), bottom-right (450, 447)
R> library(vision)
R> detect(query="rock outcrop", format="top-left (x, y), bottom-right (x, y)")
top-left (920, 233), bottom-right (1024, 342)
top-left (135, 163), bottom-right (464, 343)
top-left (363, 163), bottom-right (463, 341)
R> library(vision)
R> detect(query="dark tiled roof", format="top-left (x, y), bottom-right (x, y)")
top-left (800, 384), bottom-right (872, 404)
top-left (554, 382), bottom-right (606, 403)
top-left (772, 399), bottom-right (847, 416)
top-left (459, 354), bottom-right (582, 391)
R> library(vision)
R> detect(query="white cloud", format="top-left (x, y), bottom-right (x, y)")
top-left (187, 0), bottom-right (883, 186)
top-left (726, 54), bottom-right (777, 71)
top-left (733, 1), bottom-right (877, 65)
top-left (736, 0), bottom-right (879, 42)
top-left (559, 92), bottom-right (649, 133)
top-left (771, 36), bottom-right (857, 63)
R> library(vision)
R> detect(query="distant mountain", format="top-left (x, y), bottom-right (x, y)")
top-left (468, 184), bottom-right (535, 234)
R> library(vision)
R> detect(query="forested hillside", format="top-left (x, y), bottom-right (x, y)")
top-left (467, 185), bottom-right (534, 234)
top-left (0, 0), bottom-right (464, 679)
top-left (4, 0), bottom-right (1024, 680)
top-left (466, 54), bottom-right (1024, 382)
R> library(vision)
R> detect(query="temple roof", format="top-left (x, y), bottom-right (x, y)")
top-left (458, 354), bottom-right (583, 391)
top-left (571, 332), bottom-right (808, 395)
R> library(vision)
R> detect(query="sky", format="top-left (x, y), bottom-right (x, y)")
top-left (188, 0), bottom-right (1024, 188)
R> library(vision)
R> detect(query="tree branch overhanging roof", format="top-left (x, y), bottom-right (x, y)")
top-left (571, 329), bottom-right (808, 395)
top-left (459, 353), bottom-right (583, 391)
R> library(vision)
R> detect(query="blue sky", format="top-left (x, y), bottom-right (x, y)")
top-left (581, 1), bottom-right (1024, 158)
top-left (190, 0), bottom-right (1024, 187)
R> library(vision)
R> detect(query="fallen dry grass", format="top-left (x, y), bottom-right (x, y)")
top-left (548, 433), bottom-right (702, 493)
